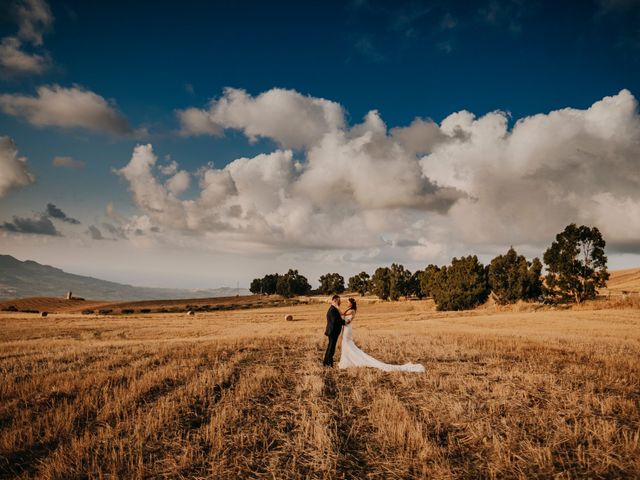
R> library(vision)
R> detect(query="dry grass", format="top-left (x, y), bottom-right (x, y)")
top-left (603, 267), bottom-right (640, 295)
top-left (0, 302), bottom-right (639, 479)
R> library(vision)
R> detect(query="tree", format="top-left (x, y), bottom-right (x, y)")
top-left (407, 270), bottom-right (424, 298)
top-left (249, 278), bottom-right (262, 294)
top-left (348, 272), bottom-right (371, 296)
top-left (543, 224), bottom-right (609, 303)
top-left (526, 257), bottom-right (543, 300)
top-left (419, 264), bottom-right (441, 298)
top-left (431, 256), bottom-right (490, 311)
top-left (389, 263), bottom-right (411, 300)
top-left (276, 269), bottom-right (312, 298)
top-left (488, 247), bottom-right (543, 304)
top-left (261, 274), bottom-right (280, 295)
top-left (318, 273), bottom-right (345, 295)
top-left (371, 267), bottom-right (391, 300)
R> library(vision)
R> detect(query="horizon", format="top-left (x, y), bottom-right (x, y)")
top-left (1, 0), bottom-right (640, 289)
top-left (2, 251), bottom-right (639, 292)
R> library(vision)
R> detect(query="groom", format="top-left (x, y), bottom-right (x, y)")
top-left (323, 294), bottom-right (345, 367)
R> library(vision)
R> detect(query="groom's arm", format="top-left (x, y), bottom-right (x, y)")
top-left (329, 307), bottom-right (344, 326)
top-left (325, 310), bottom-right (334, 336)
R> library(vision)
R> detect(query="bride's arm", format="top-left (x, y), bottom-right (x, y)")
top-left (344, 308), bottom-right (353, 324)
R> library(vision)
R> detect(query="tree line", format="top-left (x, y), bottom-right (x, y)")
top-left (250, 223), bottom-right (609, 310)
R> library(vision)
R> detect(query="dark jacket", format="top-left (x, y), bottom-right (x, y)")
top-left (325, 304), bottom-right (344, 338)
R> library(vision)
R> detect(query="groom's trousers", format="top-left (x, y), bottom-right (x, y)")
top-left (323, 335), bottom-right (339, 366)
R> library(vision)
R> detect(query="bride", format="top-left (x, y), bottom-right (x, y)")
top-left (338, 298), bottom-right (425, 372)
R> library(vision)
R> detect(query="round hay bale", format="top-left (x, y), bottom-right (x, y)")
top-left (41, 311), bottom-right (48, 317)
top-left (187, 310), bottom-right (195, 316)
top-left (285, 314), bottom-right (294, 321)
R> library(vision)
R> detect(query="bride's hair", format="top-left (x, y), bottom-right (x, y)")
top-left (348, 298), bottom-right (357, 310)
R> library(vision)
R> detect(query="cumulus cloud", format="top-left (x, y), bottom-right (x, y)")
top-left (177, 108), bottom-right (223, 137)
top-left (420, 88), bottom-right (640, 254)
top-left (1, 214), bottom-right (60, 236)
top-left (45, 203), bottom-right (80, 224)
top-left (0, 136), bottom-right (35, 198)
top-left (52, 155), bottom-right (84, 169)
top-left (390, 117), bottom-right (461, 155)
top-left (119, 101), bottom-right (464, 252)
top-left (0, 85), bottom-right (133, 135)
top-left (159, 159), bottom-right (178, 175)
top-left (177, 87), bottom-right (345, 149)
top-left (165, 170), bottom-right (190, 195)
top-left (0, 0), bottom-right (53, 76)
top-left (119, 87), bottom-right (640, 262)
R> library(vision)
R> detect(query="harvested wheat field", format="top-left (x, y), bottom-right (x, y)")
top-left (1, 301), bottom-right (639, 479)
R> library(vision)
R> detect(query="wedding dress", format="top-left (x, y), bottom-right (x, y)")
top-left (338, 315), bottom-right (425, 372)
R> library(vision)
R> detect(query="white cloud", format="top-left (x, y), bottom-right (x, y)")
top-left (176, 87), bottom-right (345, 149)
top-left (115, 88), bottom-right (640, 273)
top-left (118, 103), bottom-right (463, 252)
top-left (0, 136), bottom-right (35, 198)
top-left (165, 170), bottom-right (190, 196)
top-left (159, 159), bottom-right (178, 175)
top-left (390, 117), bottom-right (453, 154)
top-left (0, 37), bottom-right (49, 75)
top-left (177, 108), bottom-right (223, 137)
top-left (0, 0), bottom-right (53, 76)
top-left (421, 89), bottom-right (640, 252)
top-left (0, 85), bottom-right (133, 135)
top-left (14, 0), bottom-right (53, 46)
top-left (52, 155), bottom-right (84, 169)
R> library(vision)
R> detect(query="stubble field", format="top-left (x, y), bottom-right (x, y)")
top-left (1, 299), bottom-right (639, 479)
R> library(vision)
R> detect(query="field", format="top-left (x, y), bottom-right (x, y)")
top-left (0, 294), bottom-right (273, 315)
top-left (1, 297), bottom-right (639, 480)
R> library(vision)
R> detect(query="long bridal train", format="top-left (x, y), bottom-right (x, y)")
top-left (338, 315), bottom-right (425, 373)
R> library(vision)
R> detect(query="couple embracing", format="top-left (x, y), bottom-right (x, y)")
top-left (323, 295), bottom-right (425, 372)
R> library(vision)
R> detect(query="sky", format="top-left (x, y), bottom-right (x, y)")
top-left (0, 0), bottom-right (639, 289)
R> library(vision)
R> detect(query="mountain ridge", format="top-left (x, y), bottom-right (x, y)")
top-left (0, 254), bottom-right (248, 300)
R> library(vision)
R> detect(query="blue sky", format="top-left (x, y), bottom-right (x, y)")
top-left (1, 0), bottom-right (640, 288)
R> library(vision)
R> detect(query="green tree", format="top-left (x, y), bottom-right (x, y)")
top-left (419, 264), bottom-right (441, 298)
top-left (488, 247), bottom-right (543, 304)
top-left (318, 273), bottom-right (345, 295)
top-left (371, 267), bottom-right (391, 300)
top-left (407, 270), bottom-right (424, 298)
top-left (261, 274), bottom-right (280, 295)
top-left (526, 257), bottom-right (543, 300)
top-left (431, 256), bottom-right (490, 311)
top-left (389, 263), bottom-right (411, 300)
top-left (348, 272), bottom-right (371, 296)
top-left (276, 269), bottom-right (312, 298)
top-left (543, 224), bottom-right (609, 303)
top-left (249, 278), bottom-right (262, 294)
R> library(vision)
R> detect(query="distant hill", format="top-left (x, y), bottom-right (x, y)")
top-left (604, 268), bottom-right (640, 295)
top-left (0, 255), bottom-right (249, 300)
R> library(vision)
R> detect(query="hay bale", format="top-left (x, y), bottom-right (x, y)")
top-left (285, 314), bottom-right (294, 321)
top-left (187, 310), bottom-right (195, 316)
top-left (41, 311), bottom-right (48, 317)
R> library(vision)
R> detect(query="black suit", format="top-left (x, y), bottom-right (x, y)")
top-left (323, 304), bottom-right (344, 366)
